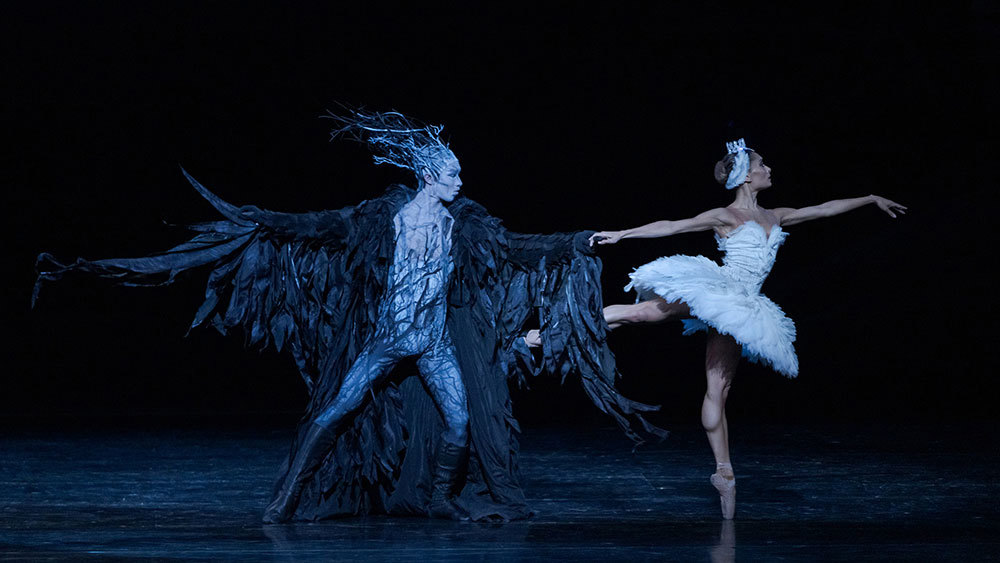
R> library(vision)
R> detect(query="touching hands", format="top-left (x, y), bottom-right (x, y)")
top-left (588, 231), bottom-right (624, 247)
top-left (872, 195), bottom-right (907, 219)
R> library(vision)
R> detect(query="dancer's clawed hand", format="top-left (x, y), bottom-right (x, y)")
top-left (588, 231), bottom-right (624, 247)
top-left (872, 196), bottom-right (907, 219)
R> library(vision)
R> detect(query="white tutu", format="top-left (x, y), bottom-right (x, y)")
top-left (625, 221), bottom-right (798, 377)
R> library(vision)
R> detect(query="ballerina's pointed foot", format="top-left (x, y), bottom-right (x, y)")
top-left (523, 329), bottom-right (542, 349)
top-left (710, 473), bottom-right (736, 520)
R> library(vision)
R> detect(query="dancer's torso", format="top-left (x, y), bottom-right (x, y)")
top-left (715, 221), bottom-right (786, 294)
top-left (378, 204), bottom-right (455, 351)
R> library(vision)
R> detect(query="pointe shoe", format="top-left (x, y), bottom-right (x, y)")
top-left (710, 473), bottom-right (736, 520)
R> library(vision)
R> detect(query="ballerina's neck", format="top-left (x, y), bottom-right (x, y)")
top-left (729, 187), bottom-right (761, 210)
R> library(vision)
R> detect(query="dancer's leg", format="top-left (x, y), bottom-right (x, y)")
top-left (416, 342), bottom-right (471, 520)
top-left (314, 340), bottom-right (400, 428)
top-left (603, 298), bottom-right (689, 330)
top-left (702, 331), bottom-right (739, 463)
top-left (702, 330), bottom-right (741, 519)
top-left (263, 340), bottom-right (400, 523)
top-left (525, 298), bottom-right (689, 346)
top-left (416, 342), bottom-right (469, 446)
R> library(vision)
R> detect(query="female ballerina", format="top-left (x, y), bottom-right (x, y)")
top-left (587, 139), bottom-right (906, 519)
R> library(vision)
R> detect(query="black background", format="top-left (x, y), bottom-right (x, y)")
top-left (5, 3), bottom-right (996, 426)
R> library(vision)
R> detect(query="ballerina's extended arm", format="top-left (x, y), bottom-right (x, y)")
top-left (588, 207), bottom-right (734, 246)
top-left (773, 195), bottom-right (906, 226)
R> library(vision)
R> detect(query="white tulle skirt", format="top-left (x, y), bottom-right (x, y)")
top-left (626, 255), bottom-right (798, 377)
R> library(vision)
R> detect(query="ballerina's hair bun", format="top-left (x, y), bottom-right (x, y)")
top-left (714, 153), bottom-right (737, 186)
top-left (714, 147), bottom-right (756, 186)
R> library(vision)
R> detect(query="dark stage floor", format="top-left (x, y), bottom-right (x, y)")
top-left (1, 420), bottom-right (997, 561)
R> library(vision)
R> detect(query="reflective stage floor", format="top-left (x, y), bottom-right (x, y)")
top-left (2, 420), bottom-right (997, 561)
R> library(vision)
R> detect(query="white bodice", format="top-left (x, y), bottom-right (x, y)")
top-left (717, 221), bottom-right (787, 293)
top-left (625, 219), bottom-right (798, 377)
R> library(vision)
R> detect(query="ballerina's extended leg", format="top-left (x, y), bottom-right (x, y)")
top-left (603, 297), bottom-right (684, 330)
top-left (525, 298), bottom-right (686, 347)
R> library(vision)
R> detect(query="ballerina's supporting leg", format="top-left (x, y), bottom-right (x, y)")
top-left (703, 330), bottom-right (741, 519)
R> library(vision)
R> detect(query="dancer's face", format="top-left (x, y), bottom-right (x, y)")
top-left (423, 157), bottom-right (463, 202)
top-left (745, 152), bottom-right (772, 191)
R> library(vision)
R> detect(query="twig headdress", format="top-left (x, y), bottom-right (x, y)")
top-left (324, 108), bottom-right (456, 182)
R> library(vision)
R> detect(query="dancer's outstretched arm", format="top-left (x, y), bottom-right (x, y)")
top-left (588, 207), bottom-right (735, 246)
top-left (774, 195), bottom-right (906, 226)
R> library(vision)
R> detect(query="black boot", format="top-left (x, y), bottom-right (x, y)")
top-left (262, 423), bottom-right (336, 523)
top-left (427, 440), bottom-right (471, 521)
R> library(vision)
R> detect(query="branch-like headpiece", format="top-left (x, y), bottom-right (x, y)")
top-left (724, 138), bottom-right (752, 190)
top-left (323, 107), bottom-right (456, 182)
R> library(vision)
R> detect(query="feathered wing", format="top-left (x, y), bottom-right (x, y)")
top-left (35, 168), bottom-right (359, 390)
top-left (497, 222), bottom-right (668, 445)
top-left (433, 199), bottom-right (533, 521)
top-left (438, 200), bottom-right (666, 522)
top-left (34, 170), bottom-right (420, 519)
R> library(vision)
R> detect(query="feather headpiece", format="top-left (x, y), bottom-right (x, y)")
top-left (724, 138), bottom-right (752, 190)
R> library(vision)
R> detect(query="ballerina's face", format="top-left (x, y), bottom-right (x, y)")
top-left (422, 157), bottom-right (463, 202)
top-left (745, 152), bottom-right (772, 191)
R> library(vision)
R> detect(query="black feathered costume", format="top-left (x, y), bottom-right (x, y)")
top-left (34, 169), bottom-right (666, 522)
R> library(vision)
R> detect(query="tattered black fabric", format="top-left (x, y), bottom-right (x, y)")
top-left (35, 170), bottom-right (666, 522)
